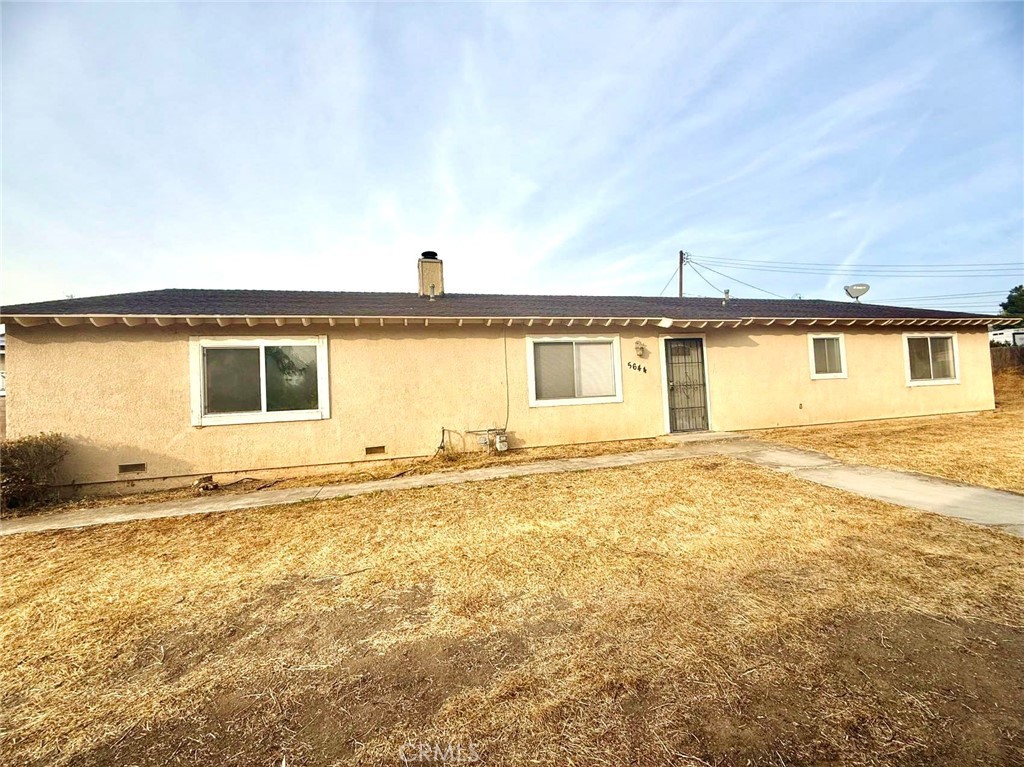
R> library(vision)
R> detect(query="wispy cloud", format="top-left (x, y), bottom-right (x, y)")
top-left (2, 3), bottom-right (1021, 310)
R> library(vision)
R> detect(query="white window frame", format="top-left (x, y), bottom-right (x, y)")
top-left (902, 332), bottom-right (960, 387)
top-left (807, 333), bottom-right (848, 380)
top-left (189, 336), bottom-right (330, 426)
top-left (526, 336), bottom-right (623, 407)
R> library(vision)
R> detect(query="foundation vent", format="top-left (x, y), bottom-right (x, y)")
top-left (364, 446), bottom-right (386, 456)
top-left (118, 462), bottom-right (147, 474)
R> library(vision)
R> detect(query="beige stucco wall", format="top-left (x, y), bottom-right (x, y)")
top-left (704, 326), bottom-right (994, 430)
top-left (4, 323), bottom-right (994, 491)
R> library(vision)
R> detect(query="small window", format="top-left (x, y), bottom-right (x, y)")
top-left (527, 337), bottom-right (623, 407)
top-left (905, 334), bottom-right (958, 385)
top-left (190, 336), bottom-right (330, 426)
top-left (808, 334), bottom-right (847, 379)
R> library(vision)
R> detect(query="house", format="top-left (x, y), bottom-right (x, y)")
top-left (2, 253), bottom-right (1017, 495)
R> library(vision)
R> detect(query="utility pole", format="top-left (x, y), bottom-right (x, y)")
top-left (678, 251), bottom-right (688, 298)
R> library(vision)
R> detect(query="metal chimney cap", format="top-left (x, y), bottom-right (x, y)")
top-left (420, 251), bottom-right (439, 260)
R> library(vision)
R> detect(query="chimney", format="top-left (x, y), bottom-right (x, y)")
top-left (417, 251), bottom-right (444, 298)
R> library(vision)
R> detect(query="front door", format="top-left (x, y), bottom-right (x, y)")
top-left (665, 339), bottom-right (709, 432)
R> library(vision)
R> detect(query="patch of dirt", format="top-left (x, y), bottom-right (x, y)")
top-left (70, 605), bottom-right (1023, 767)
top-left (72, 579), bottom-right (555, 767)
top-left (80, 631), bottom-right (529, 766)
top-left (685, 611), bottom-right (1024, 766)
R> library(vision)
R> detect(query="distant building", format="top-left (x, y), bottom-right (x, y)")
top-left (989, 327), bottom-right (1024, 346)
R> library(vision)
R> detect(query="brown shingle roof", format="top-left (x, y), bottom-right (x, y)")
top-left (0, 288), bottom-right (1003, 321)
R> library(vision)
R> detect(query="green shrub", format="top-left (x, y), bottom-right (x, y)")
top-left (1, 432), bottom-right (69, 511)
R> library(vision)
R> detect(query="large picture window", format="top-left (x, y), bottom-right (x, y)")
top-left (808, 333), bottom-right (847, 379)
top-left (526, 337), bottom-right (623, 407)
top-left (904, 333), bottom-right (959, 386)
top-left (190, 337), bottom-right (330, 426)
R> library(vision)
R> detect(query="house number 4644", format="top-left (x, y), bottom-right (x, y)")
top-left (627, 361), bottom-right (647, 373)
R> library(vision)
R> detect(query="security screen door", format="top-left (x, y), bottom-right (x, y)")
top-left (665, 339), bottom-right (709, 432)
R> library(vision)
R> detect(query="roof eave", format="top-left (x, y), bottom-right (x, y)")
top-left (0, 313), bottom-right (1014, 329)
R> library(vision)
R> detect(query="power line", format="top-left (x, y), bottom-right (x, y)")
top-left (878, 292), bottom-right (1005, 301)
top-left (888, 303), bottom-right (999, 307)
top-left (697, 263), bottom-right (1019, 274)
top-left (881, 296), bottom-right (1004, 303)
top-left (658, 251), bottom-right (1013, 303)
top-left (693, 256), bottom-right (1021, 277)
top-left (687, 262), bottom-right (725, 295)
top-left (879, 291), bottom-right (1005, 301)
top-left (888, 303), bottom-right (1001, 309)
top-left (696, 264), bottom-right (1020, 278)
top-left (697, 255), bottom-right (1021, 269)
top-left (887, 297), bottom-right (1003, 302)
top-left (880, 303), bottom-right (999, 307)
top-left (658, 264), bottom-right (680, 297)
top-left (700, 268), bottom-right (1019, 279)
top-left (702, 254), bottom-right (1022, 266)
top-left (688, 259), bottom-right (788, 299)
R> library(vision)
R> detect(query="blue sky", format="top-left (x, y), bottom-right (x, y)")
top-left (3, 3), bottom-right (1022, 312)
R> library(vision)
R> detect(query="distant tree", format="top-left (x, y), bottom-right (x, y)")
top-left (1001, 284), bottom-right (1024, 318)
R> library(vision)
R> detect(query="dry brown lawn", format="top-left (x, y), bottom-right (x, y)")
top-left (2, 459), bottom-right (1022, 766)
top-left (753, 370), bottom-right (1024, 494)
top-left (21, 438), bottom-right (663, 517)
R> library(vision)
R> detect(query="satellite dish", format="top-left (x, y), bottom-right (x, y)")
top-left (844, 283), bottom-right (870, 302)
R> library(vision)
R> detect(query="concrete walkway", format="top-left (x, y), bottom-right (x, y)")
top-left (1, 436), bottom-right (1021, 537)
top-left (714, 441), bottom-right (1024, 537)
